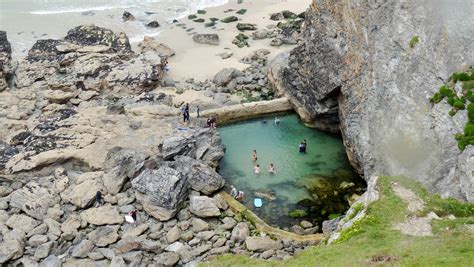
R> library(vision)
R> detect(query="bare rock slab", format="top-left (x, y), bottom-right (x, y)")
top-left (81, 206), bottom-right (123, 225)
top-left (193, 34), bottom-right (219, 45)
top-left (245, 236), bottom-right (283, 252)
top-left (189, 196), bottom-right (220, 218)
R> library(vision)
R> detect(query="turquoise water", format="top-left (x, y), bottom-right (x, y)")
top-left (218, 113), bottom-right (365, 228)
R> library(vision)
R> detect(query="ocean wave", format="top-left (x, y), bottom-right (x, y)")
top-left (30, 5), bottom-right (135, 15)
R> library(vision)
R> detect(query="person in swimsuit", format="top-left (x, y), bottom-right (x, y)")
top-left (268, 163), bottom-right (276, 174)
top-left (235, 191), bottom-right (244, 202)
top-left (252, 150), bottom-right (257, 161)
top-left (254, 164), bottom-right (261, 174)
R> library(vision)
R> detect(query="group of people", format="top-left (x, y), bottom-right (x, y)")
top-left (180, 103), bottom-right (217, 128)
top-left (230, 185), bottom-right (245, 202)
top-left (252, 150), bottom-right (276, 174)
top-left (96, 190), bottom-right (138, 226)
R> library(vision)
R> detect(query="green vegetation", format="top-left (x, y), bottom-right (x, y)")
top-left (409, 35), bottom-right (420, 48)
top-left (430, 67), bottom-right (474, 150)
top-left (288, 209), bottom-right (308, 218)
top-left (203, 176), bottom-right (474, 266)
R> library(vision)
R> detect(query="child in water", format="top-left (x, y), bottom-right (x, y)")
top-left (268, 163), bottom-right (276, 174)
top-left (252, 150), bottom-right (257, 161)
top-left (254, 164), bottom-right (261, 174)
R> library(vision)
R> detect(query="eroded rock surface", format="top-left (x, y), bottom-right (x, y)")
top-left (275, 0), bottom-right (474, 201)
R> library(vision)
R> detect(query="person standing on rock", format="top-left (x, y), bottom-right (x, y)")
top-left (95, 190), bottom-right (104, 207)
top-left (196, 105), bottom-right (200, 118)
top-left (230, 185), bottom-right (237, 198)
top-left (184, 103), bottom-right (190, 123)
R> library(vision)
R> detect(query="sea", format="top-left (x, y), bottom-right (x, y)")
top-left (0, 0), bottom-right (229, 59)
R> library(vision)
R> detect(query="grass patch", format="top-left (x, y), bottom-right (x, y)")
top-left (409, 35), bottom-right (419, 48)
top-left (430, 67), bottom-right (474, 151)
top-left (202, 176), bottom-right (474, 266)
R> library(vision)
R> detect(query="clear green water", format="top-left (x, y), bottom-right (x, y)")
top-left (218, 113), bottom-right (365, 228)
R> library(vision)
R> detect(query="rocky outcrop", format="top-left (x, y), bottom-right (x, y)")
top-left (138, 36), bottom-right (175, 57)
top-left (277, 0), bottom-right (474, 200)
top-left (0, 31), bottom-right (12, 91)
top-left (132, 167), bottom-right (189, 221)
top-left (161, 128), bottom-right (225, 167)
top-left (15, 24), bottom-right (164, 93)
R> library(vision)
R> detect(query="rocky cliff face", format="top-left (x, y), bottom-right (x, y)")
top-left (275, 0), bottom-right (474, 201)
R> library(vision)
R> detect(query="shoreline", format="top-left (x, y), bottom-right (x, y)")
top-left (156, 0), bottom-right (311, 81)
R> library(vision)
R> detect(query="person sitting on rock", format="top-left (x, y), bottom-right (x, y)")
top-left (235, 191), bottom-right (244, 202)
top-left (95, 190), bottom-right (104, 207)
top-left (207, 115), bottom-right (216, 128)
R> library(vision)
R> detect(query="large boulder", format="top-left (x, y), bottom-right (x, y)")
top-left (172, 156), bottom-right (225, 195)
top-left (230, 222), bottom-right (249, 242)
top-left (213, 68), bottom-right (242, 86)
top-left (132, 167), bottom-right (189, 221)
top-left (245, 236), bottom-right (283, 252)
top-left (161, 128), bottom-right (225, 166)
top-left (277, 0), bottom-right (474, 200)
top-left (193, 34), bottom-right (219, 45)
top-left (138, 36), bottom-right (175, 57)
top-left (80, 206), bottom-right (123, 225)
top-left (189, 196), bottom-right (220, 218)
top-left (9, 181), bottom-right (60, 220)
top-left (61, 177), bottom-right (105, 208)
top-left (102, 147), bottom-right (147, 195)
top-left (16, 24), bottom-right (164, 93)
top-left (63, 24), bottom-right (131, 53)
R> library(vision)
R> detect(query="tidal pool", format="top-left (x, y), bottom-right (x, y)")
top-left (218, 113), bottom-right (366, 229)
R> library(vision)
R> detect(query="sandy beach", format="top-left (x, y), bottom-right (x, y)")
top-left (154, 0), bottom-right (312, 81)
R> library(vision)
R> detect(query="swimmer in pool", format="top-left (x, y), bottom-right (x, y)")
top-left (254, 164), bottom-right (261, 174)
top-left (252, 150), bottom-right (257, 161)
top-left (268, 163), bottom-right (276, 174)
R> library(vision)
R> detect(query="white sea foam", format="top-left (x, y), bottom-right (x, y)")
top-left (30, 5), bottom-right (135, 15)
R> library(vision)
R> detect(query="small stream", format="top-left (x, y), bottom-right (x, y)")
top-left (218, 113), bottom-right (366, 229)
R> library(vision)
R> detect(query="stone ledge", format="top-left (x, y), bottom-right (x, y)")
top-left (200, 97), bottom-right (293, 125)
top-left (219, 191), bottom-right (323, 243)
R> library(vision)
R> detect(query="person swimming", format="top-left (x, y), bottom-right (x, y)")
top-left (254, 164), bottom-right (261, 174)
top-left (268, 163), bottom-right (276, 174)
top-left (274, 117), bottom-right (281, 125)
top-left (252, 150), bottom-right (257, 161)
